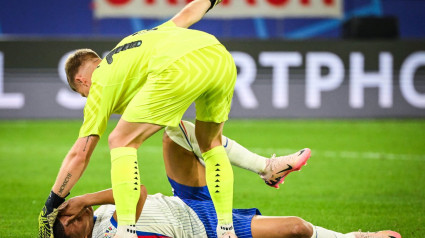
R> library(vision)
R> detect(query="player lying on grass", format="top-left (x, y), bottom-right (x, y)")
top-left (53, 121), bottom-right (401, 238)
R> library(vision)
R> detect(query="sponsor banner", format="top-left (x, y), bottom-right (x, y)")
top-left (0, 39), bottom-right (424, 119)
top-left (94, 0), bottom-right (343, 19)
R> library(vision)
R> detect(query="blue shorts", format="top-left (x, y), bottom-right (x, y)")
top-left (168, 178), bottom-right (261, 238)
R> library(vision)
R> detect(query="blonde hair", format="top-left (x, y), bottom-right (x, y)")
top-left (64, 49), bottom-right (100, 91)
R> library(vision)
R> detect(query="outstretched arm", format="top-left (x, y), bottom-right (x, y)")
top-left (60, 185), bottom-right (148, 224)
top-left (171, 0), bottom-right (219, 28)
top-left (52, 135), bottom-right (99, 197)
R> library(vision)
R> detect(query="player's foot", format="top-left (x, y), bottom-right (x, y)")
top-left (350, 230), bottom-right (401, 238)
top-left (260, 148), bottom-right (311, 188)
top-left (217, 224), bottom-right (237, 238)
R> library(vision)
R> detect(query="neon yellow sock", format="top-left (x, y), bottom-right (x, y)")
top-left (202, 146), bottom-right (234, 225)
top-left (111, 147), bottom-right (140, 226)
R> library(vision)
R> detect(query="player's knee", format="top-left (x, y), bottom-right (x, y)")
top-left (108, 130), bottom-right (123, 148)
top-left (108, 130), bottom-right (139, 148)
top-left (108, 131), bottom-right (116, 147)
top-left (287, 217), bottom-right (312, 238)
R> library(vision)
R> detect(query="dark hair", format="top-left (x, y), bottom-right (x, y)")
top-left (53, 218), bottom-right (71, 238)
top-left (64, 49), bottom-right (100, 92)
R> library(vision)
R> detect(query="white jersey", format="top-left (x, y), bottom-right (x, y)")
top-left (92, 193), bottom-right (207, 238)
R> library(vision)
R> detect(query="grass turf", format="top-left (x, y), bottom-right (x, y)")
top-left (0, 119), bottom-right (424, 237)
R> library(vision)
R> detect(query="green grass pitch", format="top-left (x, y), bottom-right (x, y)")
top-left (0, 119), bottom-right (424, 237)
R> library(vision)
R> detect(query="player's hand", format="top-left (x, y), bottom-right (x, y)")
top-left (59, 196), bottom-right (88, 225)
top-left (38, 191), bottom-right (66, 238)
top-left (38, 207), bottom-right (60, 238)
top-left (208, 0), bottom-right (223, 12)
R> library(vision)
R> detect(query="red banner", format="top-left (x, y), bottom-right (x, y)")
top-left (94, 0), bottom-right (342, 18)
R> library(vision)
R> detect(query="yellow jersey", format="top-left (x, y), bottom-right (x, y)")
top-left (79, 21), bottom-right (221, 138)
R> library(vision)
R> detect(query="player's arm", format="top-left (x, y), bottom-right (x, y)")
top-left (60, 185), bottom-right (148, 225)
top-left (171, 0), bottom-right (221, 28)
top-left (52, 135), bottom-right (99, 197)
top-left (38, 135), bottom-right (99, 237)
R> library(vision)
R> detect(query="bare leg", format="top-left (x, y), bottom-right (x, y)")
top-left (108, 119), bottom-right (163, 149)
top-left (162, 132), bottom-right (206, 187)
top-left (194, 120), bottom-right (224, 152)
top-left (252, 216), bottom-right (401, 238)
top-left (251, 216), bottom-right (313, 238)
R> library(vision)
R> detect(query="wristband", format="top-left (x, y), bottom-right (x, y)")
top-left (44, 191), bottom-right (67, 212)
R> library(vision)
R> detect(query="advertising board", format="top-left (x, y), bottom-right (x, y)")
top-left (0, 39), bottom-right (424, 119)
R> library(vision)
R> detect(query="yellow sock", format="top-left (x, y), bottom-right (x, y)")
top-left (202, 146), bottom-right (234, 225)
top-left (110, 147), bottom-right (140, 225)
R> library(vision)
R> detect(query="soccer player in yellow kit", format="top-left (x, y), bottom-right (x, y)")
top-left (38, 0), bottom-right (239, 238)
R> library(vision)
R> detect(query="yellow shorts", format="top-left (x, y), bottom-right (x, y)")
top-left (122, 44), bottom-right (237, 127)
